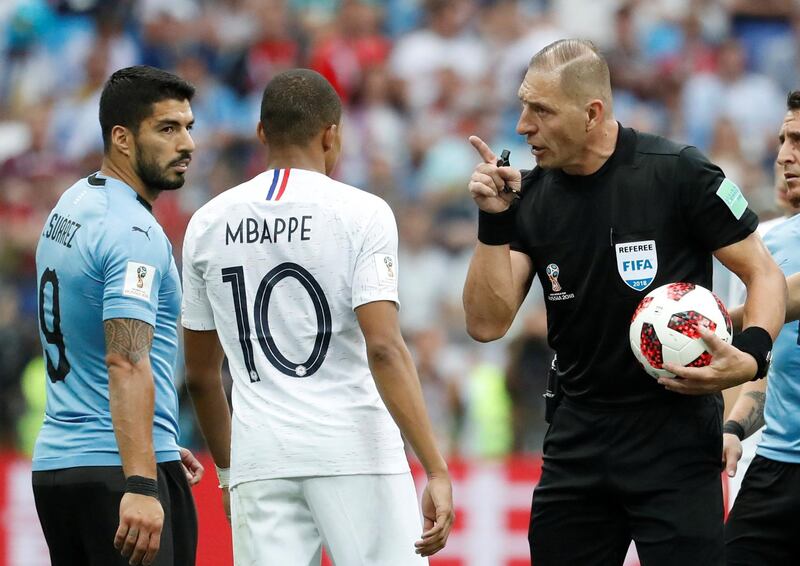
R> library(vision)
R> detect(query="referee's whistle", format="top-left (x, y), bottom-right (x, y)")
top-left (496, 149), bottom-right (520, 197)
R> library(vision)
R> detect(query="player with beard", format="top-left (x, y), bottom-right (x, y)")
top-left (32, 66), bottom-right (203, 566)
top-left (723, 90), bottom-right (800, 564)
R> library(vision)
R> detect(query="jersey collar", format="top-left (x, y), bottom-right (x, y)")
top-left (89, 172), bottom-right (154, 213)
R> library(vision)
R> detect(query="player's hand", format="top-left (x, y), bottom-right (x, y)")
top-left (722, 433), bottom-right (743, 477)
top-left (415, 474), bottom-right (454, 557)
top-left (115, 492), bottom-right (164, 566)
top-left (179, 447), bottom-right (204, 486)
top-left (468, 135), bottom-right (522, 213)
top-left (222, 486), bottom-right (231, 524)
top-left (659, 327), bottom-right (758, 394)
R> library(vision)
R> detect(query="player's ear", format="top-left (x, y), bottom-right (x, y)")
top-left (111, 125), bottom-right (132, 157)
top-left (322, 123), bottom-right (338, 152)
top-left (256, 121), bottom-right (268, 146)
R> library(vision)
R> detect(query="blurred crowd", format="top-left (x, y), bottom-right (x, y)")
top-left (1, 0), bottom-right (797, 460)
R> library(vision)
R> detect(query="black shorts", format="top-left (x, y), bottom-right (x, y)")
top-left (529, 394), bottom-right (724, 566)
top-left (725, 455), bottom-right (800, 565)
top-left (32, 460), bottom-right (197, 566)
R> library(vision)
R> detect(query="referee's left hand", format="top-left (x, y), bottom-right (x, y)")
top-left (722, 433), bottom-right (743, 477)
top-left (659, 326), bottom-right (758, 394)
top-left (179, 447), bottom-right (204, 486)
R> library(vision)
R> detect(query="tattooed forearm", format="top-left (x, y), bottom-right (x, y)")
top-left (737, 391), bottom-right (767, 437)
top-left (104, 318), bottom-right (154, 365)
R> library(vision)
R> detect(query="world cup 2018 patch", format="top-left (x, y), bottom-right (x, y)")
top-left (373, 254), bottom-right (397, 288)
top-left (716, 178), bottom-right (748, 220)
top-left (123, 261), bottom-right (156, 301)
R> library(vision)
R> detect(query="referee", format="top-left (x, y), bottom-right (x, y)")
top-left (463, 39), bottom-right (785, 565)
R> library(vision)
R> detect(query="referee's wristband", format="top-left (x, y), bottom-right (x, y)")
top-left (723, 420), bottom-right (745, 441)
top-left (477, 206), bottom-right (517, 246)
top-left (732, 326), bottom-right (773, 380)
top-left (125, 475), bottom-right (159, 499)
top-left (216, 466), bottom-right (230, 489)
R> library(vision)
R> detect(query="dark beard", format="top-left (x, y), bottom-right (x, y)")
top-left (134, 143), bottom-right (188, 192)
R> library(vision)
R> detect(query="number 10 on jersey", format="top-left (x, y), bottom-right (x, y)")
top-left (221, 263), bottom-right (332, 381)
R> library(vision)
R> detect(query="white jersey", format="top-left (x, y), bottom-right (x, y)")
top-left (181, 168), bottom-right (409, 485)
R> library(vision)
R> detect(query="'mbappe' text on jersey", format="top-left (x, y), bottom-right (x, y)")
top-left (225, 216), bottom-right (312, 245)
top-left (43, 213), bottom-right (82, 249)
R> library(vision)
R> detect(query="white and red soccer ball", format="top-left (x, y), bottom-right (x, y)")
top-left (629, 282), bottom-right (733, 379)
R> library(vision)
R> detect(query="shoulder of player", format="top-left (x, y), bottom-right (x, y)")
top-left (91, 191), bottom-right (171, 259)
top-left (765, 213), bottom-right (800, 246)
top-left (320, 176), bottom-right (392, 215)
top-left (189, 171), bottom-right (274, 226)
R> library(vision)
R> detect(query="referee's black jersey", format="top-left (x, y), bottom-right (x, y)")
top-left (511, 125), bottom-right (758, 404)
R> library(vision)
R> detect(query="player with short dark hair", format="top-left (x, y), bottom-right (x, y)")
top-left (182, 68), bottom-right (454, 565)
top-left (33, 65), bottom-right (202, 566)
top-left (258, 69), bottom-right (343, 146)
top-left (723, 89), bottom-right (800, 565)
top-left (463, 39), bottom-right (786, 565)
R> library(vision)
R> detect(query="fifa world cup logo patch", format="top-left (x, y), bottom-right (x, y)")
top-left (546, 263), bottom-right (561, 293)
top-left (383, 256), bottom-right (394, 278)
top-left (136, 265), bottom-right (147, 288)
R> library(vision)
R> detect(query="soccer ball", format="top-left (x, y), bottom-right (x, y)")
top-left (629, 282), bottom-right (733, 379)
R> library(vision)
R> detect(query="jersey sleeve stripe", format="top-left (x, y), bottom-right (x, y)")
top-left (274, 168), bottom-right (291, 201)
top-left (265, 169), bottom-right (280, 200)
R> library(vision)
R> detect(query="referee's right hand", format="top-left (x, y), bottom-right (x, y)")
top-left (468, 135), bottom-right (522, 213)
top-left (115, 492), bottom-right (164, 566)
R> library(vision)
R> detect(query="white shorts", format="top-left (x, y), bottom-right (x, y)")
top-left (230, 472), bottom-right (429, 566)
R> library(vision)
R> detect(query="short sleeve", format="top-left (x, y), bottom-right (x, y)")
top-left (180, 217), bottom-right (216, 330)
top-left (352, 200), bottom-right (400, 310)
top-left (98, 222), bottom-right (163, 326)
top-left (678, 146), bottom-right (758, 251)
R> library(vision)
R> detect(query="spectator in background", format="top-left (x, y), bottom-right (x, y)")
top-left (410, 327), bottom-right (465, 457)
top-left (605, 3), bottom-right (659, 102)
top-left (682, 38), bottom-right (784, 161)
top-left (308, 0), bottom-right (390, 104)
top-left (505, 309), bottom-right (551, 454)
top-left (390, 0), bottom-right (487, 113)
top-left (200, 0), bottom-right (259, 56)
top-left (137, 0), bottom-right (207, 70)
top-left (50, 42), bottom-right (109, 167)
top-left (58, 5), bottom-right (140, 93)
top-left (1, 108), bottom-right (75, 279)
top-left (235, 0), bottom-right (300, 96)
top-left (0, 285), bottom-right (37, 450)
top-left (341, 65), bottom-right (409, 196)
top-left (396, 204), bottom-right (448, 335)
top-left (708, 117), bottom-right (771, 215)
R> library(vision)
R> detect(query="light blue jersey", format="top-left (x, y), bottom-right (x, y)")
top-left (757, 213), bottom-right (800, 464)
top-left (33, 173), bottom-right (181, 470)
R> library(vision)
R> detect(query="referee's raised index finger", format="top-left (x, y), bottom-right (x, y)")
top-left (469, 135), bottom-right (496, 164)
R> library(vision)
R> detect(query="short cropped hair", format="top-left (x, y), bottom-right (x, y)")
top-left (529, 39), bottom-right (612, 109)
top-left (787, 90), bottom-right (800, 112)
top-left (259, 69), bottom-right (342, 147)
top-left (99, 65), bottom-right (195, 152)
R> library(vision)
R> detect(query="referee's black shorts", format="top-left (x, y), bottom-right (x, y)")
top-left (32, 460), bottom-right (197, 566)
top-left (725, 454), bottom-right (800, 565)
top-left (529, 394), bottom-right (724, 566)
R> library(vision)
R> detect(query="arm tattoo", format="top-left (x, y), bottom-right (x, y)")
top-left (738, 391), bottom-right (767, 437)
top-left (104, 318), bottom-right (154, 365)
